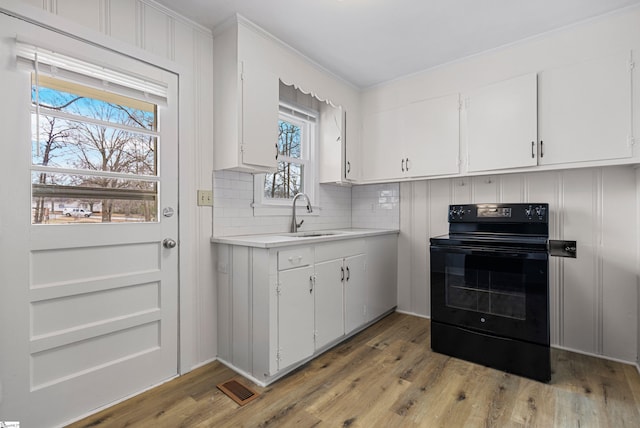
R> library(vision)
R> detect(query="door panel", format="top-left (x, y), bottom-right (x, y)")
top-left (403, 94), bottom-right (460, 177)
top-left (344, 254), bottom-right (367, 334)
top-left (538, 50), bottom-right (633, 165)
top-left (0, 15), bottom-right (178, 428)
top-left (466, 73), bottom-right (538, 172)
top-left (314, 258), bottom-right (344, 349)
top-left (278, 266), bottom-right (315, 369)
top-left (362, 108), bottom-right (401, 181)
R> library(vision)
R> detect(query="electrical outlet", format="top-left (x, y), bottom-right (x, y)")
top-left (197, 190), bottom-right (213, 206)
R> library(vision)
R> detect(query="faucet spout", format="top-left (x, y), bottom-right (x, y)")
top-left (291, 192), bottom-right (313, 233)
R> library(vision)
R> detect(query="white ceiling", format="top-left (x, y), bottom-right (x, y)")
top-left (155, 0), bottom-right (640, 88)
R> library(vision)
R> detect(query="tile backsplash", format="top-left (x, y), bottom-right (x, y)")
top-left (352, 183), bottom-right (400, 229)
top-left (212, 170), bottom-right (400, 236)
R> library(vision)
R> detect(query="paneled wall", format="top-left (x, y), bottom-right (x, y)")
top-left (398, 166), bottom-right (638, 362)
top-left (10, 0), bottom-right (217, 371)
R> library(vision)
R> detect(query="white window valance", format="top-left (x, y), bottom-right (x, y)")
top-left (15, 40), bottom-right (168, 106)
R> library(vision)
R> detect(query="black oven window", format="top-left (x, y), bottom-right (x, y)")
top-left (444, 256), bottom-right (527, 320)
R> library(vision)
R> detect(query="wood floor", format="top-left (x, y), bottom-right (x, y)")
top-left (68, 313), bottom-right (640, 427)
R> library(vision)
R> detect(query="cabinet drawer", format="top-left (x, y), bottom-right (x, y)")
top-left (315, 239), bottom-right (365, 263)
top-left (278, 247), bottom-right (313, 271)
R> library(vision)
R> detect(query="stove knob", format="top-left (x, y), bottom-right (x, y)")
top-left (456, 207), bottom-right (465, 218)
top-left (525, 206), bottom-right (532, 217)
top-left (535, 206), bottom-right (546, 218)
top-left (449, 207), bottom-right (457, 219)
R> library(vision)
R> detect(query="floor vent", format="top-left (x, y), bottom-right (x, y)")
top-left (217, 379), bottom-right (259, 406)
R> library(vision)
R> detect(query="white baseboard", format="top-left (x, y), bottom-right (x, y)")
top-left (551, 344), bottom-right (637, 367)
top-left (185, 356), bottom-right (218, 373)
top-left (395, 309), bottom-right (430, 319)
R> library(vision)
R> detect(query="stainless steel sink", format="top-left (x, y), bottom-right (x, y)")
top-left (292, 231), bottom-right (339, 238)
top-left (277, 231), bottom-right (341, 238)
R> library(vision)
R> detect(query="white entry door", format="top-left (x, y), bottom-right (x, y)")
top-left (0, 14), bottom-right (179, 427)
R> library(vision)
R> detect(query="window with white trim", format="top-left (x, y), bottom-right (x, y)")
top-left (255, 102), bottom-right (316, 207)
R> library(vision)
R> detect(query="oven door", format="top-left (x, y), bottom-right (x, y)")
top-left (430, 244), bottom-right (549, 345)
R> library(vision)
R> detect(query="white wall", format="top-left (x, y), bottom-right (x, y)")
top-left (6, 0), bottom-right (217, 371)
top-left (398, 166), bottom-right (638, 362)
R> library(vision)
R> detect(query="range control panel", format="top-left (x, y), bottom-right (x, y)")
top-left (448, 203), bottom-right (548, 223)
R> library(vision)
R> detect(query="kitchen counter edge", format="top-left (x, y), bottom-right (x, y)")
top-left (210, 228), bottom-right (399, 248)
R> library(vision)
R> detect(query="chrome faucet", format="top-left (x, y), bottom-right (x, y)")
top-left (290, 192), bottom-right (313, 232)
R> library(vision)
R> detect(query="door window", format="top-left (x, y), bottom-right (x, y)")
top-left (17, 43), bottom-right (167, 224)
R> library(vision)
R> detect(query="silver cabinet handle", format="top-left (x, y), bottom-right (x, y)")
top-left (531, 141), bottom-right (535, 159)
top-left (341, 266), bottom-right (345, 282)
top-left (347, 161), bottom-right (351, 174)
top-left (163, 238), bottom-right (177, 249)
top-left (401, 158), bottom-right (405, 172)
top-left (275, 143), bottom-right (279, 160)
top-left (346, 266), bottom-right (350, 282)
top-left (540, 140), bottom-right (544, 158)
top-left (405, 158), bottom-right (410, 171)
top-left (309, 275), bottom-right (315, 294)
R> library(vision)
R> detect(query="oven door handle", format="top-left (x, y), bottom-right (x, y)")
top-left (430, 245), bottom-right (548, 259)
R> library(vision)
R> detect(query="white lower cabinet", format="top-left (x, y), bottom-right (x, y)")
top-left (314, 258), bottom-right (345, 350)
top-left (216, 233), bottom-right (398, 385)
top-left (344, 254), bottom-right (367, 334)
top-left (277, 265), bottom-right (315, 370)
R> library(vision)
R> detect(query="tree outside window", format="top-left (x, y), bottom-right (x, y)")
top-left (263, 109), bottom-right (313, 202)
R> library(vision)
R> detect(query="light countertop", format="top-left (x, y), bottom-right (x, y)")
top-left (211, 228), bottom-right (399, 248)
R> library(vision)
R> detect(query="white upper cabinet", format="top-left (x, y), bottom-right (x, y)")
top-left (241, 61), bottom-right (279, 169)
top-left (403, 94), bottom-right (461, 177)
top-left (362, 107), bottom-right (400, 181)
top-left (213, 24), bottom-right (278, 172)
top-left (465, 73), bottom-right (538, 172)
top-left (538, 50), bottom-right (633, 165)
top-left (318, 103), bottom-right (351, 184)
top-left (362, 93), bottom-right (460, 181)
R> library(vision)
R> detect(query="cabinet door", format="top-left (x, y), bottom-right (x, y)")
top-left (466, 73), bottom-right (538, 172)
top-left (362, 108), bottom-right (402, 181)
top-left (319, 104), bottom-right (347, 183)
top-left (366, 235), bottom-right (398, 321)
top-left (344, 254), bottom-right (367, 334)
top-left (538, 50), bottom-right (633, 165)
top-left (314, 259), bottom-right (345, 349)
top-left (403, 94), bottom-right (460, 177)
top-left (278, 266), bottom-right (315, 370)
top-left (241, 60), bottom-right (279, 169)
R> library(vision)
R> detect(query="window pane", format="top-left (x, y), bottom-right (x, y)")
top-left (264, 161), bottom-right (304, 200)
top-left (31, 172), bottom-right (157, 224)
top-left (30, 76), bottom-right (160, 225)
top-left (278, 120), bottom-right (301, 158)
top-left (31, 113), bottom-right (157, 176)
